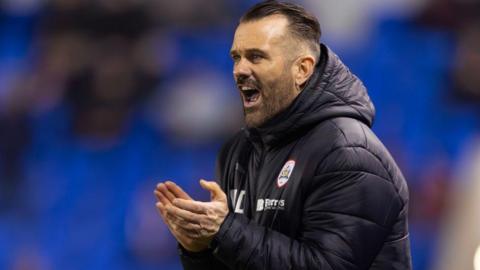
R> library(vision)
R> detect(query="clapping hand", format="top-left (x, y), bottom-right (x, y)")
top-left (154, 180), bottom-right (229, 252)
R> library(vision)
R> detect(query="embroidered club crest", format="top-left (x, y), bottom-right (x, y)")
top-left (277, 160), bottom-right (295, 188)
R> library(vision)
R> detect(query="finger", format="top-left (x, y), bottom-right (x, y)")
top-left (165, 204), bottom-right (202, 224)
top-left (156, 202), bottom-right (175, 230)
top-left (176, 225), bottom-right (204, 239)
top-left (156, 202), bottom-right (170, 219)
top-left (199, 180), bottom-right (227, 202)
top-left (158, 208), bottom-right (187, 241)
top-left (159, 203), bottom-right (187, 230)
top-left (157, 183), bottom-right (176, 203)
top-left (171, 216), bottom-right (202, 232)
top-left (165, 181), bottom-right (192, 200)
top-left (154, 190), bottom-right (171, 206)
top-left (160, 206), bottom-right (188, 234)
top-left (165, 212), bottom-right (202, 238)
top-left (173, 199), bottom-right (208, 214)
top-left (155, 207), bottom-right (201, 246)
top-left (155, 202), bottom-right (164, 217)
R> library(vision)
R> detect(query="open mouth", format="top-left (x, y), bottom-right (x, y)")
top-left (240, 87), bottom-right (261, 108)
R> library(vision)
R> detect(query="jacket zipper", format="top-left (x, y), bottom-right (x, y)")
top-left (248, 146), bottom-right (265, 218)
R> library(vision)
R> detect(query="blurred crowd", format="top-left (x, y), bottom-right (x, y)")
top-left (0, 0), bottom-right (479, 269)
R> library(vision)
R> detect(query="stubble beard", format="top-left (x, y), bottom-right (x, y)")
top-left (243, 73), bottom-right (297, 128)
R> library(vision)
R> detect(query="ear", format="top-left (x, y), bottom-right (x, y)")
top-left (293, 55), bottom-right (316, 90)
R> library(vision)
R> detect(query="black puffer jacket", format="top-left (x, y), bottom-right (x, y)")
top-left (180, 44), bottom-right (412, 270)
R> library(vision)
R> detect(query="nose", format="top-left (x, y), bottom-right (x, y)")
top-left (233, 58), bottom-right (252, 80)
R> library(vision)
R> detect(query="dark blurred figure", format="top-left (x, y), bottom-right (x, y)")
top-left (0, 107), bottom-right (30, 212)
top-left (66, 36), bottom-right (154, 145)
top-left (416, 0), bottom-right (480, 103)
top-left (453, 19), bottom-right (480, 102)
top-left (40, 0), bottom-right (152, 38)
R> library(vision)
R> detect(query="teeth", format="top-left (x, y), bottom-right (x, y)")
top-left (241, 86), bottom-right (256, 91)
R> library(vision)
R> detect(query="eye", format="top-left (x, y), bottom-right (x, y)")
top-left (231, 54), bottom-right (241, 62)
top-left (250, 54), bottom-right (263, 63)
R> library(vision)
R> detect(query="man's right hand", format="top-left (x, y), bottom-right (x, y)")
top-left (154, 181), bottom-right (209, 252)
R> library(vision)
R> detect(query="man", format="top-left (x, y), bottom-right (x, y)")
top-left (154, 1), bottom-right (412, 269)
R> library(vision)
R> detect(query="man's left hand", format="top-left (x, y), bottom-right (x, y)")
top-left (164, 179), bottom-right (229, 247)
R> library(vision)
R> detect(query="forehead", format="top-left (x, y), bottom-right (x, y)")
top-left (231, 15), bottom-right (290, 51)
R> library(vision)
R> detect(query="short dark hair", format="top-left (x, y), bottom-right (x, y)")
top-left (240, 1), bottom-right (321, 57)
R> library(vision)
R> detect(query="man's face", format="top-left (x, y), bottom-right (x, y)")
top-left (230, 15), bottom-right (300, 128)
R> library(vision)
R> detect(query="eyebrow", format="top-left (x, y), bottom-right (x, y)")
top-left (230, 48), bottom-right (268, 57)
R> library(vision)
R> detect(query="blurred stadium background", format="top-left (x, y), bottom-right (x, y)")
top-left (0, 0), bottom-right (479, 269)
